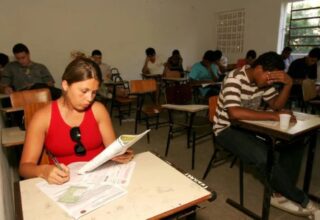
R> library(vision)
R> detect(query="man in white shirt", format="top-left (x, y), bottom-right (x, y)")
top-left (142, 47), bottom-right (164, 75)
top-left (91, 50), bottom-right (111, 80)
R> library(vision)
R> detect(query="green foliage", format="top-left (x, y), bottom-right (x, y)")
top-left (285, 1), bottom-right (320, 53)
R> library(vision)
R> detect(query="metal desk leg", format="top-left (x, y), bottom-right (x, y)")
top-left (187, 113), bottom-right (195, 149)
top-left (303, 131), bottom-right (320, 202)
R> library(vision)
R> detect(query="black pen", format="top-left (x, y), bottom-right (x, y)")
top-left (46, 150), bottom-right (63, 171)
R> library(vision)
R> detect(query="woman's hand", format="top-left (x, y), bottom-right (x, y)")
top-left (111, 148), bottom-right (134, 163)
top-left (42, 164), bottom-right (70, 185)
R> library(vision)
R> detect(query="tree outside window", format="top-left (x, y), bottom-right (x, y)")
top-left (285, 0), bottom-right (320, 53)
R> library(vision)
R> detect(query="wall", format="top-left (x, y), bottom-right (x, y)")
top-left (0, 1), bottom-right (293, 219)
top-left (1, 0), bottom-right (218, 87)
top-left (0, 0), bottom-right (290, 86)
top-left (208, 0), bottom-right (289, 63)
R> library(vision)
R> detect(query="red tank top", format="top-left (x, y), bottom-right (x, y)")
top-left (44, 101), bottom-right (104, 165)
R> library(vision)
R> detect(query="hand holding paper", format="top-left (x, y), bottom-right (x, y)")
top-left (78, 129), bottom-right (150, 174)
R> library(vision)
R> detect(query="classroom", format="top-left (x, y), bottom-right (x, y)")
top-left (1, 0), bottom-right (320, 219)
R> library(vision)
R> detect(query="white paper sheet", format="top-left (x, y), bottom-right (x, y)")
top-left (78, 129), bottom-right (150, 174)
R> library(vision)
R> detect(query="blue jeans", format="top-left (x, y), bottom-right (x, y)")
top-left (216, 127), bottom-right (309, 206)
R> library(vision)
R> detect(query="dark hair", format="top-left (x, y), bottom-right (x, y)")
top-left (203, 50), bottom-right (216, 62)
top-left (246, 50), bottom-right (257, 59)
top-left (282, 46), bottom-right (292, 53)
top-left (214, 50), bottom-right (223, 59)
top-left (0, 53), bottom-right (9, 67)
top-left (172, 49), bottom-right (180, 56)
top-left (12, 43), bottom-right (29, 54)
top-left (145, 47), bottom-right (156, 56)
top-left (91, 49), bottom-right (102, 56)
top-left (251, 51), bottom-right (285, 71)
top-left (62, 57), bottom-right (102, 85)
top-left (308, 47), bottom-right (320, 59)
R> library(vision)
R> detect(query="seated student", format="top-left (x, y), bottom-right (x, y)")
top-left (236, 50), bottom-right (257, 68)
top-left (189, 50), bottom-right (220, 97)
top-left (0, 43), bottom-right (61, 100)
top-left (164, 49), bottom-right (184, 77)
top-left (91, 49), bottom-right (111, 80)
top-left (0, 53), bottom-right (9, 79)
top-left (214, 52), bottom-right (319, 218)
top-left (142, 47), bottom-right (165, 75)
top-left (281, 46), bottom-right (293, 72)
top-left (287, 48), bottom-right (320, 106)
top-left (19, 57), bottom-right (133, 185)
top-left (288, 47), bottom-right (320, 81)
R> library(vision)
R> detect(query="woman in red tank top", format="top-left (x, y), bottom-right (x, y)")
top-left (19, 58), bottom-right (134, 184)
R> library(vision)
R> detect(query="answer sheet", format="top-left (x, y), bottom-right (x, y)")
top-left (36, 160), bottom-right (136, 219)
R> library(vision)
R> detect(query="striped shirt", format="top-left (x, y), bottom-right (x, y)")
top-left (213, 66), bottom-right (278, 135)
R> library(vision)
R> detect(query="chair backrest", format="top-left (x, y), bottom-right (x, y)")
top-left (11, 89), bottom-right (51, 165)
top-left (10, 88), bottom-right (51, 108)
top-left (130, 79), bottom-right (157, 94)
top-left (165, 84), bottom-right (193, 104)
top-left (24, 102), bottom-right (48, 129)
top-left (111, 67), bottom-right (120, 74)
top-left (164, 70), bottom-right (181, 78)
top-left (208, 96), bottom-right (218, 123)
top-left (302, 79), bottom-right (317, 102)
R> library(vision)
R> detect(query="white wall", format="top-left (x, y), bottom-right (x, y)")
top-left (1, 0), bottom-right (289, 85)
top-left (0, 0), bottom-right (219, 87)
top-left (207, 0), bottom-right (288, 63)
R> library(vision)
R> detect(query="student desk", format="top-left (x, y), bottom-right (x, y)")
top-left (228, 112), bottom-right (320, 220)
top-left (0, 93), bottom-right (10, 99)
top-left (14, 151), bottom-right (214, 220)
top-left (2, 126), bottom-right (25, 147)
top-left (162, 104), bottom-right (209, 169)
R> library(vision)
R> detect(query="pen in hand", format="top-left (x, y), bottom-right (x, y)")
top-left (46, 150), bottom-right (64, 171)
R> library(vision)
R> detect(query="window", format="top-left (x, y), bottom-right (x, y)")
top-left (285, 0), bottom-right (320, 53)
top-left (216, 9), bottom-right (245, 54)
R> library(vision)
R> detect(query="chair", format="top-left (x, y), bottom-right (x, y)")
top-left (130, 79), bottom-right (163, 143)
top-left (110, 67), bottom-right (120, 81)
top-left (163, 70), bottom-right (181, 78)
top-left (164, 83), bottom-right (211, 169)
top-left (301, 78), bottom-right (320, 114)
top-left (10, 88), bottom-right (51, 108)
top-left (112, 75), bottom-right (136, 125)
top-left (7, 88), bottom-right (51, 128)
top-left (10, 88), bottom-right (52, 164)
top-left (202, 96), bottom-right (236, 179)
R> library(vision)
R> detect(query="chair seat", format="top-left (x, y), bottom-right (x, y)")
top-left (142, 105), bottom-right (162, 115)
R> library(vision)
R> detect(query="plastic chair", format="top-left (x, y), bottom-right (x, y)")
top-left (10, 88), bottom-right (51, 108)
top-left (112, 75), bottom-right (136, 125)
top-left (10, 88), bottom-right (52, 165)
top-left (130, 79), bottom-right (163, 143)
top-left (202, 96), bottom-right (237, 179)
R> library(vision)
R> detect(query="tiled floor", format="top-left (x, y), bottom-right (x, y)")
top-left (112, 113), bottom-right (320, 220)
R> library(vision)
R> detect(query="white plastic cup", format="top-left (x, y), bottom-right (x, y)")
top-left (279, 114), bottom-right (291, 130)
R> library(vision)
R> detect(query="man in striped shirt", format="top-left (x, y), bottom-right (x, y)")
top-left (213, 52), bottom-right (319, 216)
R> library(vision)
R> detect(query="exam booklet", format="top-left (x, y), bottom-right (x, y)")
top-left (37, 160), bottom-right (136, 219)
top-left (78, 129), bottom-right (150, 174)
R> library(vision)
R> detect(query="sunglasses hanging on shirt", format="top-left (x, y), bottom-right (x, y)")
top-left (70, 127), bottom-right (87, 156)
